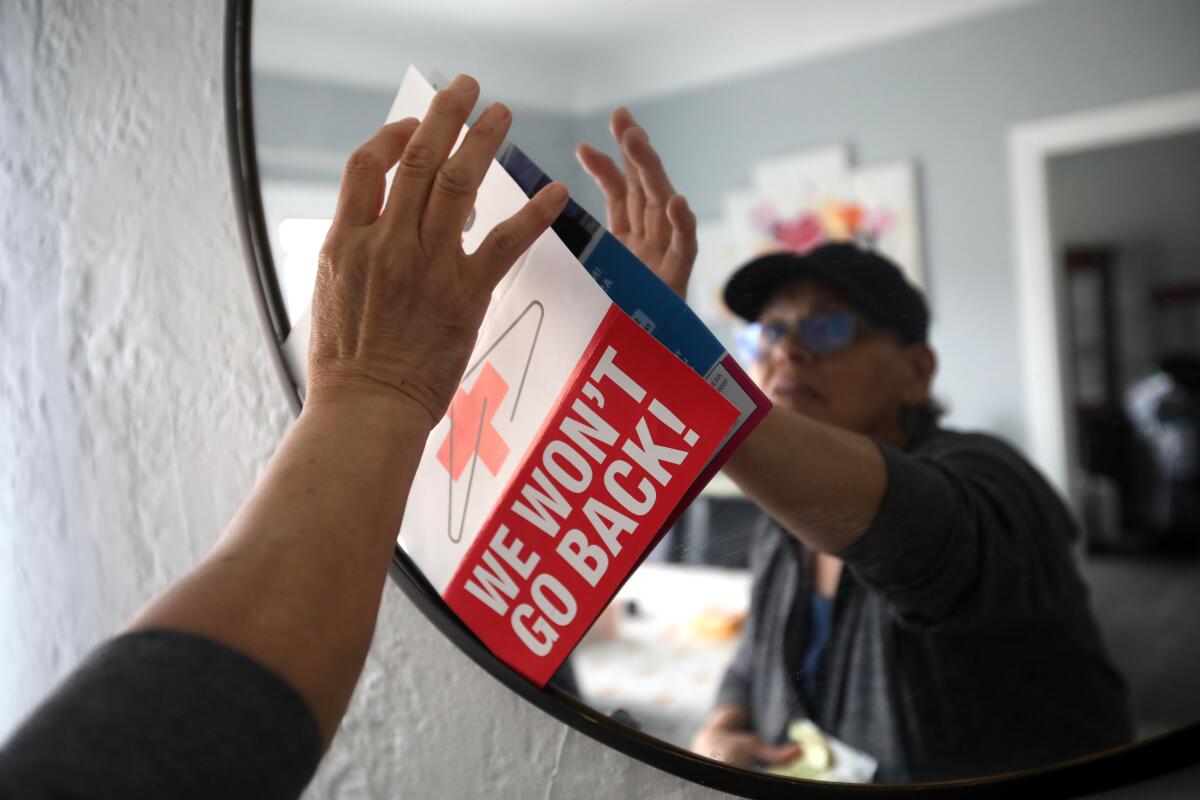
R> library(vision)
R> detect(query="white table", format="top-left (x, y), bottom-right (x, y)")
top-left (571, 561), bottom-right (752, 748)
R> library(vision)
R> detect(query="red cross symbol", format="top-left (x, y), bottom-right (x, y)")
top-left (437, 363), bottom-right (511, 481)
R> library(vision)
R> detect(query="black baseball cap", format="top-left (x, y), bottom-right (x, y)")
top-left (722, 243), bottom-right (929, 343)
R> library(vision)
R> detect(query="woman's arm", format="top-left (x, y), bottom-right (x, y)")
top-left (722, 409), bottom-right (886, 553)
top-left (124, 397), bottom-right (427, 743)
top-left (127, 74), bottom-right (569, 744)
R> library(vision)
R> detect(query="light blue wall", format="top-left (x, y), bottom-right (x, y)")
top-left (252, 73), bottom-right (580, 190)
top-left (574, 0), bottom-right (1200, 446)
top-left (251, 0), bottom-right (1200, 448)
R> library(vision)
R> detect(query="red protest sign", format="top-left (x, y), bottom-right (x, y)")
top-left (443, 306), bottom-right (740, 686)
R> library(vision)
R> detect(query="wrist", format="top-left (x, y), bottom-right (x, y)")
top-left (305, 359), bottom-right (458, 433)
top-left (282, 394), bottom-right (434, 532)
top-left (299, 390), bottom-right (439, 444)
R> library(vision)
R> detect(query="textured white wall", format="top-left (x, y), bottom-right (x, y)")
top-left (0, 1), bottom-right (1197, 798)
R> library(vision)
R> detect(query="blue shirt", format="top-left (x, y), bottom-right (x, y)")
top-left (801, 591), bottom-right (834, 703)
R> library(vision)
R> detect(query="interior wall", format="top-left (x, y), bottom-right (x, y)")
top-left (2, 1), bottom-right (1200, 798)
top-left (253, 72), bottom-right (581, 193)
top-left (1050, 131), bottom-right (1200, 287)
top-left (575, 0), bottom-right (1200, 447)
top-left (1049, 131), bottom-right (1200, 389)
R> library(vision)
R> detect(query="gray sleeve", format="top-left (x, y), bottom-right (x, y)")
top-left (0, 629), bottom-right (323, 800)
top-left (713, 616), bottom-right (754, 710)
top-left (835, 434), bottom-right (1076, 630)
top-left (713, 522), bottom-right (772, 712)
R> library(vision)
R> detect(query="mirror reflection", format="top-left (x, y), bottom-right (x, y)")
top-left (251, 0), bottom-right (1200, 785)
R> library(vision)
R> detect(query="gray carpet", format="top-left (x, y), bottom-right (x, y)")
top-left (1079, 551), bottom-right (1200, 739)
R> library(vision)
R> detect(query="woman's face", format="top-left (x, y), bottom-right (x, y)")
top-left (748, 278), bottom-right (933, 441)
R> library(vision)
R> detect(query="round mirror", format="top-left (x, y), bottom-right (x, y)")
top-left (227, 0), bottom-right (1200, 794)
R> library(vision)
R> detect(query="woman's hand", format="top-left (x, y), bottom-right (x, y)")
top-left (307, 74), bottom-right (569, 427)
top-left (576, 107), bottom-right (697, 299)
top-left (691, 708), bottom-right (802, 769)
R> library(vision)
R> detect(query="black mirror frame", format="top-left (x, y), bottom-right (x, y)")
top-left (224, 1), bottom-right (1199, 796)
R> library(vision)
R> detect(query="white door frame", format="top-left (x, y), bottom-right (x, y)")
top-left (1009, 89), bottom-right (1200, 505)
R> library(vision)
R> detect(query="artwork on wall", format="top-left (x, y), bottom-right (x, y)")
top-left (690, 144), bottom-right (924, 352)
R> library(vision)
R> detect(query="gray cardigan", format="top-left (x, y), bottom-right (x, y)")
top-left (715, 425), bottom-right (1134, 782)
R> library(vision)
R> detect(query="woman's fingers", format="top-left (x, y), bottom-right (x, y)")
top-left (611, 107), bottom-right (645, 237)
top-left (621, 127), bottom-right (670, 248)
top-left (472, 183), bottom-right (569, 288)
top-left (576, 143), bottom-right (630, 236)
top-left (333, 118), bottom-right (419, 228)
top-left (662, 194), bottom-right (698, 297)
top-left (624, 125), bottom-right (675, 205)
top-left (383, 74), bottom-right (480, 230)
top-left (310, 77), bottom-right (572, 421)
top-left (581, 108), bottom-right (695, 296)
top-left (420, 101), bottom-right (513, 252)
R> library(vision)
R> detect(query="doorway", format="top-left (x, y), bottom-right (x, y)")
top-left (1009, 89), bottom-right (1200, 505)
top-left (1048, 132), bottom-right (1200, 553)
top-left (1014, 106), bottom-right (1200, 740)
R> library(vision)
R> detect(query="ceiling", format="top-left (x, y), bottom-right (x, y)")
top-left (254, 0), bottom-right (1050, 112)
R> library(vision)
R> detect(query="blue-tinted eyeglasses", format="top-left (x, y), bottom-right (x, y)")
top-left (735, 311), bottom-right (863, 363)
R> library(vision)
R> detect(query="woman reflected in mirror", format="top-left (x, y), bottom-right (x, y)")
top-left (578, 111), bottom-right (1135, 782)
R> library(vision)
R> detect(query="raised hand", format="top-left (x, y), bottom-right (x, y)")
top-left (307, 75), bottom-right (569, 426)
top-left (577, 107), bottom-right (697, 300)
